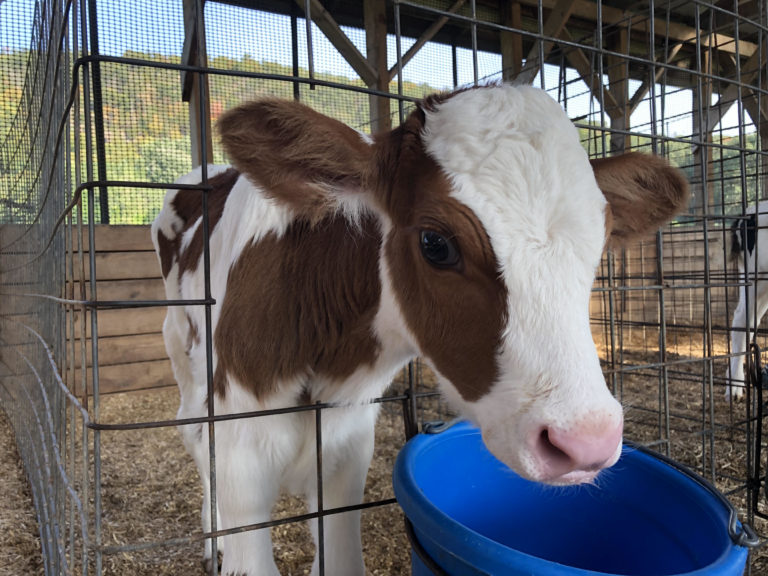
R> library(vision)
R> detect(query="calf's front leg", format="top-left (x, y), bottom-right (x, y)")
top-left (306, 406), bottom-right (377, 576)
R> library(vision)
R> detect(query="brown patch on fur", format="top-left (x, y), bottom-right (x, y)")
top-left (591, 152), bottom-right (689, 247)
top-left (185, 314), bottom-right (200, 354)
top-left (213, 214), bottom-right (382, 400)
top-left (156, 229), bottom-right (177, 280)
top-left (217, 99), bottom-right (373, 222)
top-left (370, 105), bottom-right (508, 402)
top-left (173, 168), bottom-right (240, 277)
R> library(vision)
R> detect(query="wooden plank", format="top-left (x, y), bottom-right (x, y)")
top-left (296, 0), bottom-right (378, 87)
top-left (0, 323), bottom-right (36, 346)
top-left (0, 295), bottom-right (45, 316)
top-left (68, 278), bottom-right (166, 302)
top-left (69, 307), bottom-right (167, 338)
top-left (68, 332), bottom-right (168, 368)
top-left (71, 225), bottom-right (154, 252)
top-left (65, 251), bottom-right (161, 282)
top-left (3, 225), bottom-right (155, 253)
top-left (73, 358), bottom-right (175, 395)
top-left (0, 268), bottom-right (38, 286)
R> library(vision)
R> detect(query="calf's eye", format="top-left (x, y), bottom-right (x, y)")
top-left (420, 230), bottom-right (461, 268)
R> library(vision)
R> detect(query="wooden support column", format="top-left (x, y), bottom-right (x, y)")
top-left (500, 0), bottom-right (523, 81)
top-left (364, 0), bottom-right (390, 133)
top-left (691, 49), bottom-right (714, 214)
top-left (182, 0), bottom-right (213, 168)
top-left (607, 28), bottom-right (630, 154)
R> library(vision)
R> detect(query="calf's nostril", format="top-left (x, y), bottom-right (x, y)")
top-left (537, 428), bottom-right (574, 468)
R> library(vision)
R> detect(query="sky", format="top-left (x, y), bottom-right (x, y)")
top-left (0, 0), bottom-right (748, 137)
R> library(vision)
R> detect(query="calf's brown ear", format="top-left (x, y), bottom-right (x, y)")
top-left (590, 152), bottom-right (689, 247)
top-left (217, 99), bottom-right (373, 218)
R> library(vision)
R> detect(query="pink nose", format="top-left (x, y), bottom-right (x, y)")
top-left (533, 415), bottom-right (623, 481)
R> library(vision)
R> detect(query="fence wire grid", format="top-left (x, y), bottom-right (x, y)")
top-left (2, 0), bottom-right (768, 574)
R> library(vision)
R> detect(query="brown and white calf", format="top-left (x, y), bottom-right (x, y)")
top-left (152, 84), bottom-right (688, 576)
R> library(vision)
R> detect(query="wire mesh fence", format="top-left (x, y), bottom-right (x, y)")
top-left (2, 0), bottom-right (768, 574)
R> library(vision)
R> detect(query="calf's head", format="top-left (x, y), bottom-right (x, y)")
top-left (218, 84), bottom-right (689, 485)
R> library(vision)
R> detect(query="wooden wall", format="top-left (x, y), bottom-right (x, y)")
top-left (3, 224), bottom-right (738, 397)
top-left (68, 225), bottom-right (173, 395)
top-left (67, 225), bottom-right (741, 394)
top-left (589, 228), bottom-right (735, 353)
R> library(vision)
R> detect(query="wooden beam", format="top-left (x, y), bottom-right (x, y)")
top-left (69, 224), bottom-right (154, 252)
top-left (296, 0), bottom-right (378, 87)
top-left (627, 41), bottom-right (685, 116)
top-left (691, 49), bottom-right (714, 213)
top-left (365, 0), bottom-right (390, 132)
top-left (516, 0), bottom-right (577, 85)
top-left (740, 85), bottom-right (768, 128)
top-left (387, 0), bottom-right (467, 82)
top-left (500, 0), bottom-right (523, 81)
top-left (559, 27), bottom-right (620, 114)
top-left (699, 48), bottom-right (765, 137)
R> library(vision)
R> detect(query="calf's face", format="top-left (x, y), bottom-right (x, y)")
top-left (372, 86), bottom-right (688, 484)
top-left (217, 85), bottom-right (689, 486)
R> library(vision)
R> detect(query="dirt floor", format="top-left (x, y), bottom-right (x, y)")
top-left (3, 346), bottom-right (768, 575)
top-left (0, 371), bottom-right (443, 576)
top-left (0, 409), bottom-right (44, 576)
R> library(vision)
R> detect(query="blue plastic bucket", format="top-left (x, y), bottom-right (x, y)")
top-left (393, 421), bottom-right (754, 576)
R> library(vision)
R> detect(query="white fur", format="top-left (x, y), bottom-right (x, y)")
top-left (727, 201), bottom-right (768, 401)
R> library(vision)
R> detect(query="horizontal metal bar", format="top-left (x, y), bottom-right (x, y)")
top-left (90, 390), bottom-right (440, 431)
top-left (99, 498), bottom-right (398, 556)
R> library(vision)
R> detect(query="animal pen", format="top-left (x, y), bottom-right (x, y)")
top-left (1, 0), bottom-right (768, 574)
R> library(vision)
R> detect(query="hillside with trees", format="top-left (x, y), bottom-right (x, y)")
top-left (0, 49), bottom-right (759, 224)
